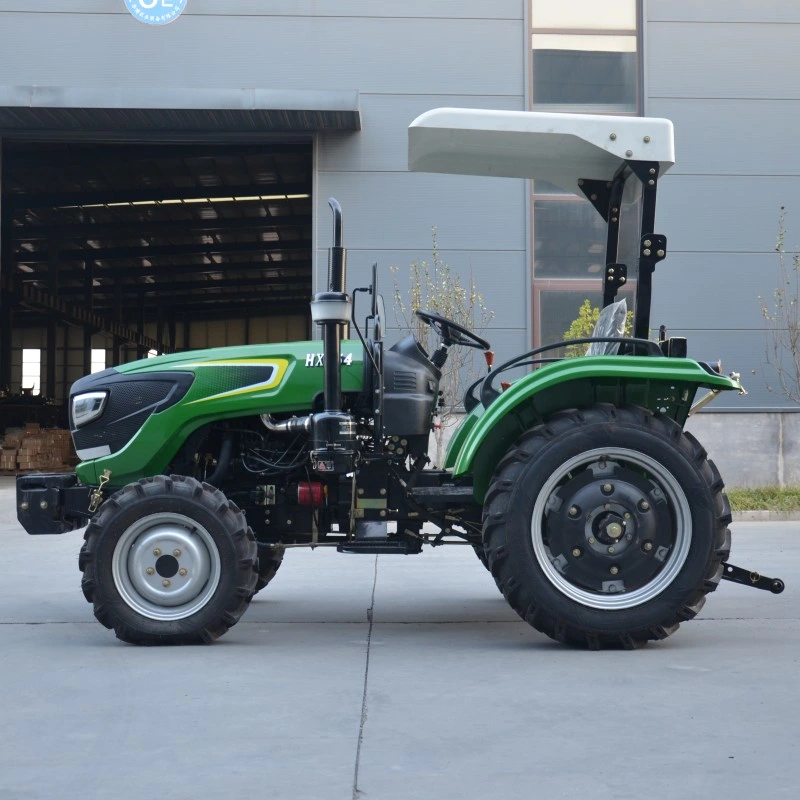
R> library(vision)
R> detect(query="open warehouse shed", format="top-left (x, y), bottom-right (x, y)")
top-left (0, 87), bottom-right (361, 449)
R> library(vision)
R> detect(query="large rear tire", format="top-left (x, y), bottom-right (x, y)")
top-left (79, 475), bottom-right (258, 645)
top-left (482, 405), bottom-right (731, 649)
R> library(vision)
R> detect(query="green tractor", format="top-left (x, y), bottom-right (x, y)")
top-left (16, 108), bottom-right (784, 648)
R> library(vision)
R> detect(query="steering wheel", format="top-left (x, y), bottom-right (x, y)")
top-left (414, 310), bottom-right (490, 350)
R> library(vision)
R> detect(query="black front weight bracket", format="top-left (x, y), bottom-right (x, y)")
top-left (721, 561), bottom-right (785, 594)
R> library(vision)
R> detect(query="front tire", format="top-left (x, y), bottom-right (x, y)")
top-left (483, 405), bottom-right (731, 649)
top-left (254, 544), bottom-right (284, 593)
top-left (79, 475), bottom-right (258, 645)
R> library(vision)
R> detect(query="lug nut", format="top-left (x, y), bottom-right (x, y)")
top-left (173, 549), bottom-right (181, 557)
top-left (588, 537), bottom-right (596, 544)
top-left (606, 523), bottom-right (623, 539)
top-left (608, 546), bottom-right (616, 554)
top-left (643, 541), bottom-right (653, 552)
top-left (639, 500), bottom-right (650, 512)
top-left (20, 502), bottom-right (29, 511)
top-left (572, 547), bottom-right (582, 558)
top-left (40, 501), bottom-right (48, 510)
top-left (179, 568), bottom-right (188, 577)
top-left (153, 548), bottom-right (161, 557)
top-left (610, 565), bottom-right (619, 575)
top-left (162, 579), bottom-right (171, 588)
top-left (568, 506), bottom-right (579, 517)
top-left (624, 513), bottom-right (631, 519)
top-left (146, 567), bottom-right (155, 575)
top-left (602, 483), bottom-right (613, 494)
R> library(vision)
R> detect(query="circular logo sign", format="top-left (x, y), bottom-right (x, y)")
top-left (124, 0), bottom-right (187, 25)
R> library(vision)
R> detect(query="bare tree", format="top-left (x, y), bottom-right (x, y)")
top-left (391, 228), bottom-right (493, 466)
top-left (760, 208), bottom-right (800, 403)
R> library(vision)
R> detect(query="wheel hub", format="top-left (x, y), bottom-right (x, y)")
top-left (112, 513), bottom-right (221, 621)
top-left (533, 448), bottom-right (692, 610)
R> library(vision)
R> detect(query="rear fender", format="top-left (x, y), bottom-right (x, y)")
top-left (448, 356), bottom-right (741, 502)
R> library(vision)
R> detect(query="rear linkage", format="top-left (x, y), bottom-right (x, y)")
top-left (720, 562), bottom-right (785, 594)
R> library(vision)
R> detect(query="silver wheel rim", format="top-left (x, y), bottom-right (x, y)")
top-left (112, 512), bottom-right (222, 621)
top-left (531, 447), bottom-right (692, 610)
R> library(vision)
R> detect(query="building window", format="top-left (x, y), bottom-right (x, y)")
top-left (532, 34), bottom-right (638, 113)
top-left (530, 0), bottom-right (642, 345)
top-left (21, 349), bottom-right (41, 395)
top-left (90, 349), bottom-right (106, 374)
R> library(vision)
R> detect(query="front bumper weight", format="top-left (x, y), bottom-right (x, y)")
top-left (721, 561), bottom-right (785, 594)
top-left (16, 473), bottom-right (93, 535)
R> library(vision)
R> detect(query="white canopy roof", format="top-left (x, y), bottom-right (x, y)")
top-left (408, 108), bottom-right (675, 194)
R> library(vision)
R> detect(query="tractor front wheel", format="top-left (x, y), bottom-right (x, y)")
top-left (79, 475), bottom-right (258, 645)
top-left (254, 544), bottom-right (285, 593)
top-left (482, 405), bottom-right (731, 649)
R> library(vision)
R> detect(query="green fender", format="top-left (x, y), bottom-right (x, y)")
top-left (445, 355), bottom-right (742, 502)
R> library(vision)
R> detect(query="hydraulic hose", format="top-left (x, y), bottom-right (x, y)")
top-left (206, 434), bottom-right (234, 485)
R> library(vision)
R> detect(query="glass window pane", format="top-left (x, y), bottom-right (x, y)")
top-left (532, 34), bottom-right (637, 112)
top-left (21, 348), bottom-right (41, 396)
top-left (534, 198), bottom-right (607, 278)
top-left (538, 287), bottom-right (635, 347)
top-left (531, 0), bottom-right (636, 31)
top-left (90, 349), bottom-right (106, 374)
top-left (617, 186), bottom-right (642, 279)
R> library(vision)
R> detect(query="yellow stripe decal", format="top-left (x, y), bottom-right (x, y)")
top-left (185, 359), bottom-right (289, 405)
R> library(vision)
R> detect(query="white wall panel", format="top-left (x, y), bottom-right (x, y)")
top-left (657, 175), bottom-right (800, 253)
top-left (649, 22), bottom-right (800, 99)
top-left (0, 15), bottom-right (523, 96)
top-left (650, 98), bottom-right (800, 176)
top-left (650, 252), bottom-right (786, 331)
top-left (315, 173), bottom-right (527, 252)
top-left (321, 249), bottom-right (527, 327)
top-left (648, 1), bottom-right (800, 24)
top-left (0, 1), bottom-right (523, 19)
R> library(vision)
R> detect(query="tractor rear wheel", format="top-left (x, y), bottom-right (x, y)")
top-left (482, 405), bottom-right (731, 649)
top-left (79, 475), bottom-right (258, 645)
top-left (254, 544), bottom-right (285, 593)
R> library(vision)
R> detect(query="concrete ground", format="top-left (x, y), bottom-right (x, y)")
top-left (1, 476), bottom-right (798, 800)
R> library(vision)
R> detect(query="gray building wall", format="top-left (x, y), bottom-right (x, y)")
top-left (4, 0), bottom-right (799, 486)
top-left (0, 0), bottom-right (530, 367)
top-left (645, 0), bottom-right (800, 410)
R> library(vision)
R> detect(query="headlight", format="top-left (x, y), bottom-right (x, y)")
top-left (72, 391), bottom-right (108, 428)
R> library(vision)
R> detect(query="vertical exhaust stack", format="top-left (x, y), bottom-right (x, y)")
top-left (308, 198), bottom-right (357, 474)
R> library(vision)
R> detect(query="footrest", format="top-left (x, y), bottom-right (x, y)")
top-left (338, 539), bottom-right (418, 555)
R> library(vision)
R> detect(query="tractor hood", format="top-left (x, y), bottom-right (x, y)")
top-left (70, 340), bottom-right (365, 486)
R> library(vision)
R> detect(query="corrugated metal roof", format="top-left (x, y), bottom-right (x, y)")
top-left (0, 86), bottom-right (361, 136)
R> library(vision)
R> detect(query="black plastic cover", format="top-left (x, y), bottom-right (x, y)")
top-left (70, 370), bottom-right (194, 455)
top-left (382, 336), bottom-right (441, 436)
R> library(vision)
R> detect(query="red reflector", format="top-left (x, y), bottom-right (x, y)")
top-left (298, 481), bottom-right (325, 506)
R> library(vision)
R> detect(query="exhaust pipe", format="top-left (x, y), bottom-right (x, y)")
top-left (307, 198), bottom-right (356, 474)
